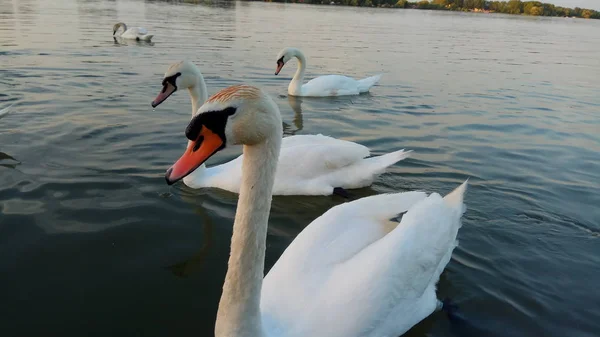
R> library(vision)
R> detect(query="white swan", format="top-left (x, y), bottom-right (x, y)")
top-left (165, 84), bottom-right (469, 337)
top-left (151, 61), bottom-right (410, 196)
top-left (112, 22), bottom-right (153, 41)
top-left (275, 47), bottom-right (382, 97)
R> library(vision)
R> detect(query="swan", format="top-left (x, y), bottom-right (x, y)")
top-left (165, 84), bottom-right (469, 337)
top-left (151, 61), bottom-right (411, 196)
top-left (112, 22), bottom-right (153, 41)
top-left (275, 47), bottom-right (382, 97)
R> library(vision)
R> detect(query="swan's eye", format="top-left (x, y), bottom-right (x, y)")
top-left (277, 56), bottom-right (284, 65)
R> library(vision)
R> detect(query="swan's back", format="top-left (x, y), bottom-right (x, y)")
top-left (301, 75), bottom-right (362, 96)
top-left (261, 181), bottom-right (468, 337)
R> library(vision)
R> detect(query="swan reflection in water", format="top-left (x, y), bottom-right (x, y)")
top-left (113, 37), bottom-right (155, 47)
top-left (0, 152), bottom-right (20, 169)
top-left (167, 201), bottom-right (215, 278)
top-left (282, 95), bottom-right (303, 136)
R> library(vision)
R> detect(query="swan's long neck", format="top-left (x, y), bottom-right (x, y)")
top-left (189, 73), bottom-right (208, 117)
top-left (289, 50), bottom-right (307, 95)
top-left (215, 130), bottom-right (281, 337)
top-left (186, 76), bottom-right (209, 174)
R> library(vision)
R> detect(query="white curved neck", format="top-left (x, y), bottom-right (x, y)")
top-left (289, 50), bottom-right (306, 95)
top-left (185, 72), bottom-right (209, 176)
top-left (215, 131), bottom-right (281, 337)
top-left (189, 74), bottom-right (208, 117)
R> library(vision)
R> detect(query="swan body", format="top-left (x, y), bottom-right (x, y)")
top-left (152, 61), bottom-right (409, 196)
top-left (113, 22), bottom-right (153, 41)
top-left (165, 85), bottom-right (468, 337)
top-left (275, 47), bottom-right (382, 97)
top-left (185, 133), bottom-right (411, 195)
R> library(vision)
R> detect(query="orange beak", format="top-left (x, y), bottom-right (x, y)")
top-left (275, 60), bottom-right (285, 75)
top-left (165, 127), bottom-right (224, 185)
top-left (152, 82), bottom-right (177, 108)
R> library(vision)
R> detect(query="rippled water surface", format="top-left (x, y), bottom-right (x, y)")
top-left (1, 0), bottom-right (599, 336)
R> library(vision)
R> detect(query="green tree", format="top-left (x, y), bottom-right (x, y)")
top-left (530, 6), bottom-right (542, 15)
top-left (506, 0), bottom-right (522, 14)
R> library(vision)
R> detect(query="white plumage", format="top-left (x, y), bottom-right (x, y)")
top-left (275, 47), bottom-right (382, 97)
top-left (154, 61), bottom-right (408, 195)
top-left (112, 22), bottom-right (153, 41)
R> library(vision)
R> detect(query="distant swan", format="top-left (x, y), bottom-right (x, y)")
top-left (112, 22), bottom-right (153, 41)
top-left (151, 61), bottom-right (410, 196)
top-left (275, 47), bottom-right (382, 97)
top-left (165, 84), bottom-right (469, 337)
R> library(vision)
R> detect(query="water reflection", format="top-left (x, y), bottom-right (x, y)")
top-left (167, 205), bottom-right (214, 278)
top-left (0, 152), bottom-right (20, 170)
top-left (145, 0), bottom-right (236, 8)
top-left (75, 0), bottom-right (117, 22)
top-left (282, 95), bottom-right (304, 136)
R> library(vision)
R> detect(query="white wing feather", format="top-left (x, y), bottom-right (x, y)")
top-left (261, 181), bottom-right (468, 337)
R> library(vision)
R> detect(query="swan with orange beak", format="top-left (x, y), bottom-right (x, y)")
top-left (166, 85), bottom-right (276, 185)
top-left (158, 61), bottom-right (412, 196)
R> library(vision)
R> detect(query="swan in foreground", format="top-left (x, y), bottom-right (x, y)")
top-left (275, 47), bottom-right (382, 97)
top-left (152, 61), bottom-right (410, 196)
top-left (166, 84), bottom-right (468, 337)
top-left (112, 22), bottom-right (153, 41)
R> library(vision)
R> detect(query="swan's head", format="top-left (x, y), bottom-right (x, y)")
top-left (165, 84), bottom-right (282, 185)
top-left (151, 61), bottom-right (202, 108)
top-left (274, 47), bottom-right (299, 75)
top-left (112, 22), bottom-right (127, 35)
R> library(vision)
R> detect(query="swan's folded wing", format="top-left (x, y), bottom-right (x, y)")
top-left (263, 192), bottom-right (428, 283)
top-left (347, 182), bottom-right (466, 306)
top-left (133, 27), bottom-right (148, 35)
top-left (261, 192), bottom-right (429, 336)
top-left (277, 135), bottom-right (370, 179)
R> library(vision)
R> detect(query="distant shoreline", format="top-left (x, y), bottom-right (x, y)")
top-left (246, 0), bottom-right (600, 20)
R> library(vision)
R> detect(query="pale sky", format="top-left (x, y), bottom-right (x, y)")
top-left (548, 0), bottom-right (600, 10)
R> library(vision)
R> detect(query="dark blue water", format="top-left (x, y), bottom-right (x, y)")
top-left (1, 0), bottom-right (599, 336)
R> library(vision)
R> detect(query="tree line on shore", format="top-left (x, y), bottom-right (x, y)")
top-left (250, 0), bottom-right (600, 19)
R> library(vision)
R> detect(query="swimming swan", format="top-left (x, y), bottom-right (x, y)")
top-left (275, 47), bottom-right (382, 97)
top-left (151, 61), bottom-right (410, 196)
top-left (112, 22), bottom-right (153, 41)
top-left (165, 84), bottom-right (469, 337)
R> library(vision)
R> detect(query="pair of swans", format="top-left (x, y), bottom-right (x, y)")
top-left (152, 61), bottom-right (410, 196)
top-left (165, 84), bottom-right (468, 337)
top-left (275, 47), bottom-right (382, 97)
top-left (112, 22), bottom-right (154, 41)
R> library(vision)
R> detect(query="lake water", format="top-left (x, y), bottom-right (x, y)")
top-left (1, 0), bottom-right (599, 336)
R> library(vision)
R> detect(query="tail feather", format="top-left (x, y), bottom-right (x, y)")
top-left (357, 74), bottom-right (382, 92)
top-left (362, 149), bottom-right (412, 175)
top-left (141, 34), bottom-right (153, 41)
top-left (444, 179), bottom-right (468, 205)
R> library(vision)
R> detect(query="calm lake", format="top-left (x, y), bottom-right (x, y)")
top-left (1, 0), bottom-right (599, 336)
